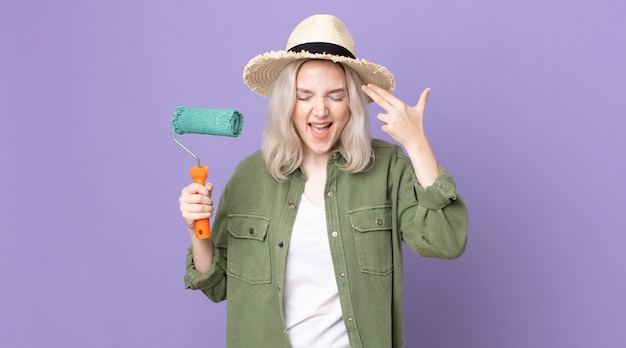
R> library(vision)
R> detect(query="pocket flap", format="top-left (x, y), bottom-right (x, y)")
top-left (348, 205), bottom-right (392, 232)
top-left (227, 214), bottom-right (270, 241)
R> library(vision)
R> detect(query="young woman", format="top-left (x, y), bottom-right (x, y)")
top-left (178, 14), bottom-right (467, 348)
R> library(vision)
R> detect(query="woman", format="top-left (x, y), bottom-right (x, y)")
top-left (178, 14), bottom-right (467, 347)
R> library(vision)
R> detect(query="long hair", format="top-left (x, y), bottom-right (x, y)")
top-left (262, 59), bottom-right (373, 180)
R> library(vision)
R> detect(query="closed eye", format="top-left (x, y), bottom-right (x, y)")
top-left (328, 88), bottom-right (346, 102)
top-left (328, 94), bottom-right (345, 102)
top-left (295, 88), bottom-right (346, 102)
top-left (296, 95), bottom-right (312, 101)
top-left (296, 88), bottom-right (313, 101)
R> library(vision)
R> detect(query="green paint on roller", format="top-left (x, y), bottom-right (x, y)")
top-left (172, 106), bottom-right (243, 137)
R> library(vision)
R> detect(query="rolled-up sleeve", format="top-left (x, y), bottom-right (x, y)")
top-left (402, 166), bottom-right (468, 260)
top-left (184, 245), bottom-right (227, 302)
top-left (413, 166), bottom-right (458, 209)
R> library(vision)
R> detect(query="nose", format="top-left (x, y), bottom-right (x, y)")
top-left (312, 96), bottom-right (328, 117)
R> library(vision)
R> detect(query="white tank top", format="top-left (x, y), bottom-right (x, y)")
top-left (283, 194), bottom-right (349, 347)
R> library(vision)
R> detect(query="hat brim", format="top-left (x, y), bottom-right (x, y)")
top-left (243, 50), bottom-right (396, 97)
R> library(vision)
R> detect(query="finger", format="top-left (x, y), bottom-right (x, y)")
top-left (183, 192), bottom-right (212, 205)
top-left (361, 84), bottom-right (393, 108)
top-left (205, 183), bottom-right (214, 197)
top-left (183, 182), bottom-right (209, 196)
top-left (182, 210), bottom-right (213, 227)
top-left (181, 194), bottom-right (211, 206)
top-left (380, 124), bottom-right (391, 135)
top-left (183, 201), bottom-right (214, 214)
top-left (179, 185), bottom-right (212, 205)
top-left (179, 198), bottom-right (211, 216)
top-left (364, 83), bottom-right (404, 107)
top-left (415, 87), bottom-right (431, 110)
top-left (361, 84), bottom-right (399, 111)
top-left (376, 112), bottom-right (391, 124)
top-left (180, 194), bottom-right (213, 215)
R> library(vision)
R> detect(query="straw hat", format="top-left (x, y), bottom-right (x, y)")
top-left (243, 14), bottom-right (396, 97)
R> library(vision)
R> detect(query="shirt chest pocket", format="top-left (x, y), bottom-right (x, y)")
top-left (227, 214), bottom-right (271, 284)
top-left (348, 205), bottom-right (393, 276)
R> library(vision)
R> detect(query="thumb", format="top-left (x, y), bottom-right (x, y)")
top-left (205, 182), bottom-right (214, 195)
top-left (414, 87), bottom-right (431, 111)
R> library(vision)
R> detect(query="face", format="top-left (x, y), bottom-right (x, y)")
top-left (292, 60), bottom-right (350, 160)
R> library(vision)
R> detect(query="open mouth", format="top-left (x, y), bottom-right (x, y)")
top-left (309, 122), bottom-right (332, 139)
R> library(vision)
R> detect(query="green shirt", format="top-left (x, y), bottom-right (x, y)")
top-left (184, 139), bottom-right (468, 347)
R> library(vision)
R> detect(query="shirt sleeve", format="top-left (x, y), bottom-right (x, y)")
top-left (183, 244), bottom-right (227, 302)
top-left (413, 166), bottom-right (458, 210)
top-left (401, 165), bottom-right (468, 260)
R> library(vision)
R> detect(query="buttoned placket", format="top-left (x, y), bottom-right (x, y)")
top-left (324, 158), bottom-right (363, 347)
top-left (275, 170), bottom-right (305, 338)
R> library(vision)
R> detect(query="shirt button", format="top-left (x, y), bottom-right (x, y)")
top-left (279, 241), bottom-right (285, 248)
top-left (347, 317), bottom-right (353, 323)
top-left (327, 192), bottom-right (334, 197)
top-left (249, 227), bottom-right (255, 234)
top-left (375, 218), bottom-right (383, 225)
top-left (331, 231), bottom-right (338, 237)
top-left (288, 203), bottom-right (296, 209)
top-left (340, 273), bottom-right (345, 278)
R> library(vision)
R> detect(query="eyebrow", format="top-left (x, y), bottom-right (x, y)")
top-left (296, 88), bottom-right (346, 95)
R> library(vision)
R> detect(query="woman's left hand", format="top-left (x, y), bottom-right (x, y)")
top-left (361, 83), bottom-right (439, 187)
top-left (361, 83), bottom-right (431, 149)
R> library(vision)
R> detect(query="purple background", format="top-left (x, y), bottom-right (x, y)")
top-left (1, 0), bottom-right (625, 347)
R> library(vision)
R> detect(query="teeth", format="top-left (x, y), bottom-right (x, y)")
top-left (310, 123), bottom-right (330, 129)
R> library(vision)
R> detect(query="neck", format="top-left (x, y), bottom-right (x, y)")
top-left (302, 152), bottom-right (329, 169)
top-left (301, 152), bottom-right (328, 206)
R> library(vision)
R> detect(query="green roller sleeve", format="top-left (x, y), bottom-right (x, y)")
top-left (172, 106), bottom-right (243, 137)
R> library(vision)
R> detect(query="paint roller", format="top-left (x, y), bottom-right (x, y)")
top-left (172, 106), bottom-right (243, 239)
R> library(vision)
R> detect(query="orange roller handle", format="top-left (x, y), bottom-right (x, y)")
top-left (190, 165), bottom-right (211, 239)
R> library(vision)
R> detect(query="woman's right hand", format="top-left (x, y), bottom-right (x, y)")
top-left (178, 182), bottom-right (214, 235)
